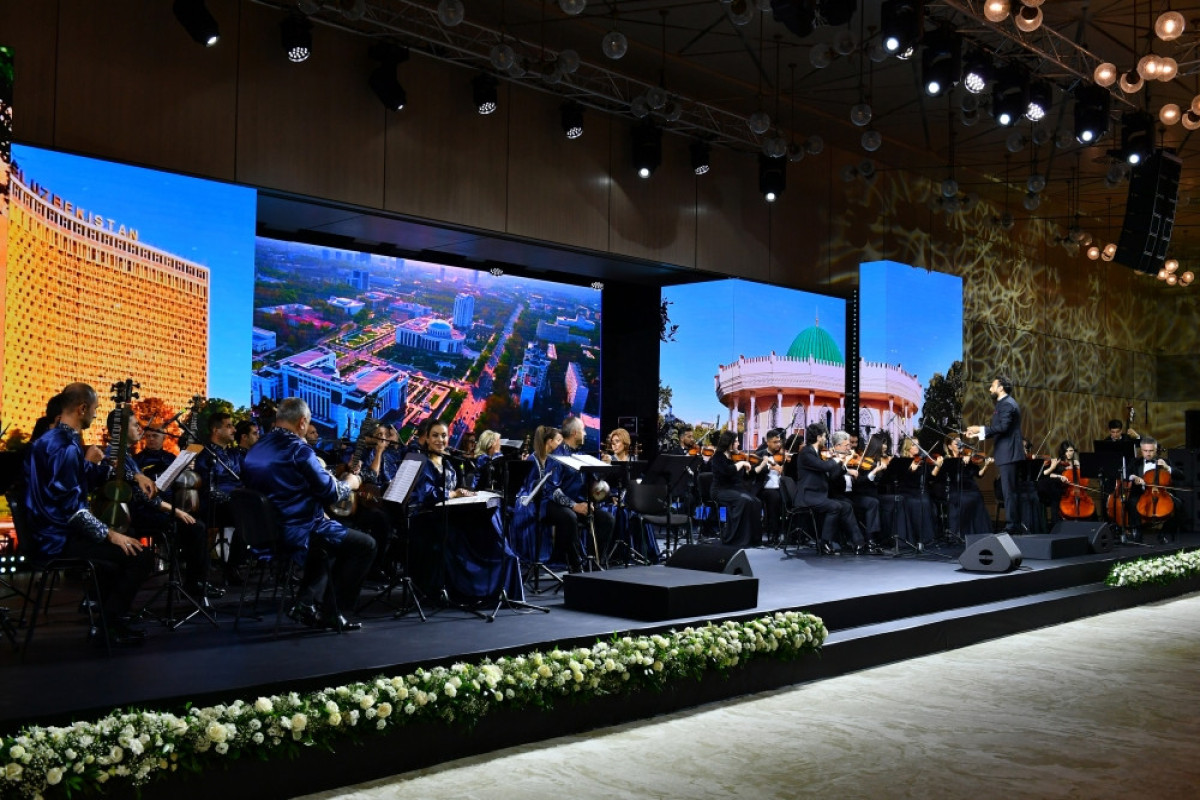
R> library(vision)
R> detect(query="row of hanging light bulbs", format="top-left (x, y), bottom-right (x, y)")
top-left (1157, 258), bottom-right (1195, 287)
top-left (983, 0), bottom-right (1048, 33)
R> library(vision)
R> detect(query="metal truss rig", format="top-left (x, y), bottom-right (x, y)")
top-left (255, 0), bottom-right (779, 153)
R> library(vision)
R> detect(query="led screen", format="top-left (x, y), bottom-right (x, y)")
top-left (659, 278), bottom-right (846, 449)
top-left (251, 239), bottom-right (602, 449)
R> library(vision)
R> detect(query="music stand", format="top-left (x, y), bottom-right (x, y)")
top-left (880, 457), bottom-right (923, 557)
top-left (601, 459), bottom-right (651, 566)
top-left (365, 452), bottom-right (427, 620)
top-left (551, 453), bottom-right (614, 571)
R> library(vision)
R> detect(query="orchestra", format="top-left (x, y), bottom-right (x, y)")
top-left (11, 372), bottom-right (1191, 651)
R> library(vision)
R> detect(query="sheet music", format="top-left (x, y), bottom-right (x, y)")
top-left (154, 445), bottom-right (203, 491)
top-left (520, 468), bottom-right (554, 507)
top-left (551, 453), bottom-right (608, 470)
top-left (383, 453), bottom-right (425, 505)
top-left (500, 439), bottom-right (523, 449)
top-left (437, 490), bottom-right (501, 509)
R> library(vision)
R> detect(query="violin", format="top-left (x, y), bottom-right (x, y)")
top-left (687, 444), bottom-right (716, 458)
top-left (731, 452), bottom-right (762, 466)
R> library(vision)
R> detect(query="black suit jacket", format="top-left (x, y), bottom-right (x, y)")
top-left (794, 446), bottom-right (845, 506)
top-left (984, 394), bottom-right (1023, 466)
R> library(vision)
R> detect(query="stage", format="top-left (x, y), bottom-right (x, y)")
top-left (4, 532), bottom-right (1198, 733)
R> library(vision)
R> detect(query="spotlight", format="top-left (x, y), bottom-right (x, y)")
top-left (759, 154), bottom-right (786, 202)
top-left (991, 67), bottom-right (1029, 127)
top-left (561, 101), bottom-right (584, 140)
top-left (1024, 80), bottom-right (1053, 122)
top-left (281, 14), bottom-right (312, 63)
top-left (921, 29), bottom-right (961, 97)
top-left (962, 49), bottom-right (993, 94)
top-left (690, 141), bottom-right (711, 176)
top-left (590, 281), bottom-right (604, 291)
top-left (881, 0), bottom-right (921, 55)
top-left (173, 0), bottom-right (220, 47)
top-left (368, 44), bottom-right (409, 111)
top-left (472, 74), bottom-right (498, 115)
top-left (1120, 111), bottom-right (1153, 165)
top-left (1073, 84), bottom-right (1110, 143)
top-left (631, 122), bottom-right (662, 178)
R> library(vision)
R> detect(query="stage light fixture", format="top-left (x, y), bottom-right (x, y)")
top-left (1161, 103), bottom-right (1181, 126)
top-left (368, 44), bottom-right (410, 111)
top-left (281, 14), bottom-right (312, 63)
top-left (561, 101), bottom-right (584, 139)
top-left (983, 0), bottom-right (1009, 22)
top-left (690, 141), bottom-right (711, 176)
top-left (173, 0), bottom-right (220, 47)
top-left (962, 50), bottom-right (993, 94)
top-left (881, 0), bottom-right (921, 55)
top-left (1013, 4), bottom-right (1043, 32)
top-left (1120, 111), bottom-right (1154, 165)
top-left (1024, 80), bottom-right (1052, 122)
top-left (1156, 10), bottom-right (1185, 41)
top-left (1094, 62), bottom-right (1117, 87)
top-left (472, 74), bottom-right (498, 115)
top-left (1073, 85), bottom-right (1111, 143)
top-left (991, 67), bottom-right (1028, 127)
top-left (921, 30), bottom-right (962, 97)
top-left (759, 154), bottom-right (786, 203)
top-left (631, 122), bottom-right (662, 178)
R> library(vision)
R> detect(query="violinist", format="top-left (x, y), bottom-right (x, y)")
top-left (22, 383), bottom-right (154, 646)
top-left (794, 424), bottom-right (864, 555)
top-left (848, 433), bottom-right (890, 548)
top-left (828, 431), bottom-right (883, 553)
top-left (894, 437), bottom-right (942, 548)
top-left (1123, 437), bottom-right (1180, 543)
top-left (711, 430), bottom-right (764, 549)
top-left (942, 436), bottom-right (993, 538)
top-left (753, 428), bottom-right (788, 543)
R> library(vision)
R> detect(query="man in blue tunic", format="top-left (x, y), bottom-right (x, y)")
top-left (23, 382), bottom-right (155, 646)
top-left (242, 398), bottom-right (375, 632)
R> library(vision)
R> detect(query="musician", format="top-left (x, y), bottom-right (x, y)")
top-left (965, 375), bottom-right (1024, 536)
top-left (895, 437), bottom-right (942, 548)
top-left (753, 428), bottom-right (788, 543)
top-left (234, 419), bottom-right (259, 454)
top-left (849, 438), bottom-right (890, 548)
top-left (405, 418), bottom-right (434, 455)
top-left (135, 424), bottom-right (177, 480)
top-left (793, 424), bottom-right (864, 555)
top-left (1123, 437), bottom-right (1179, 542)
top-left (1016, 438), bottom-right (1047, 533)
top-left (344, 422), bottom-right (400, 580)
top-left (830, 431), bottom-right (883, 551)
top-left (710, 430), bottom-right (764, 549)
top-left (242, 398), bottom-right (375, 632)
top-left (667, 425), bottom-right (696, 456)
top-left (408, 421), bottom-right (523, 601)
top-left (553, 416), bottom-right (615, 564)
top-left (510, 425), bottom-right (585, 572)
top-left (115, 409), bottom-right (217, 601)
top-left (471, 430), bottom-right (504, 492)
top-left (23, 383), bottom-right (154, 646)
top-left (29, 393), bottom-right (65, 443)
top-left (191, 412), bottom-right (248, 581)
top-left (1105, 419), bottom-right (1140, 442)
top-left (1039, 441), bottom-right (1078, 524)
top-left (941, 436), bottom-right (993, 537)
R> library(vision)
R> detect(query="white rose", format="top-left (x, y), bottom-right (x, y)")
top-left (359, 695), bottom-right (375, 709)
top-left (254, 697), bottom-right (274, 713)
top-left (328, 712), bottom-right (342, 726)
top-left (444, 683), bottom-right (457, 698)
top-left (9, 745), bottom-right (25, 760)
top-left (376, 703), bottom-right (392, 719)
top-left (6, 763), bottom-right (22, 780)
top-left (206, 723), bottom-right (227, 743)
top-left (291, 713), bottom-right (307, 732)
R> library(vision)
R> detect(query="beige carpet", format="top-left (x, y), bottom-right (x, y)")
top-left (302, 592), bottom-right (1200, 800)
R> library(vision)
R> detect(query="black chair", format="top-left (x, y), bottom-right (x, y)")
top-left (695, 472), bottom-right (727, 542)
top-left (778, 477), bottom-right (820, 557)
top-left (6, 486), bottom-right (108, 656)
top-left (228, 488), bottom-right (297, 635)
top-left (625, 480), bottom-right (690, 556)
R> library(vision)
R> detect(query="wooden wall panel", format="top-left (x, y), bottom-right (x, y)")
top-left (383, 58), bottom-right (508, 233)
top-left (234, 2), bottom-right (384, 207)
top-left (607, 126), bottom-right (696, 269)
top-left (51, 0), bottom-right (239, 180)
top-left (695, 147), bottom-right (769, 281)
top-left (504, 88), bottom-right (611, 253)
top-left (1, 0), bottom-right (59, 148)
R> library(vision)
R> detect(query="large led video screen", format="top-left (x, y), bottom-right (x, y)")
top-left (0, 143), bottom-right (257, 444)
top-left (858, 260), bottom-right (964, 446)
top-left (659, 278), bottom-right (846, 449)
top-left (252, 239), bottom-right (602, 449)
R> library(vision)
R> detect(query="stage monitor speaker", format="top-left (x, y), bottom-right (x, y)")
top-left (1186, 410), bottom-right (1200, 451)
top-left (958, 533), bottom-right (1023, 573)
top-left (1049, 520), bottom-right (1117, 554)
top-left (665, 544), bottom-right (753, 576)
top-left (1116, 149), bottom-right (1181, 274)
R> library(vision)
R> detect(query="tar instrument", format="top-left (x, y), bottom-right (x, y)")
top-left (1058, 460), bottom-right (1095, 520)
top-left (95, 379), bottom-right (139, 534)
top-left (1136, 458), bottom-right (1175, 522)
top-left (172, 394), bottom-right (206, 514)
top-left (329, 401), bottom-right (383, 518)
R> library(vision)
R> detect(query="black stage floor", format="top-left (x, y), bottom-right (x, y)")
top-left (2, 532), bottom-right (1197, 732)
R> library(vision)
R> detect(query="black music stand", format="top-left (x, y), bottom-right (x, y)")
top-left (365, 452), bottom-right (427, 620)
top-left (506, 460), bottom-right (563, 593)
top-left (880, 457), bottom-right (923, 557)
top-left (601, 459), bottom-right (651, 567)
top-left (552, 454), bottom-right (615, 572)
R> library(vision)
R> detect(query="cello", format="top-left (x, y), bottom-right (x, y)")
top-left (1058, 460), bottom-right (1095, 520)
top-left (1135, 452), bottom-right (1175, 524)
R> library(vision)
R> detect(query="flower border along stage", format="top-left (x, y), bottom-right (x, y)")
top-left (1106, 548), bottom-right (1200, 589)
top-left (0, 611), bottom-right (826, 798)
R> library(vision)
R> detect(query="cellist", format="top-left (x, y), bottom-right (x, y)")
top-left (1124, 437), bottom-right (1180, 543)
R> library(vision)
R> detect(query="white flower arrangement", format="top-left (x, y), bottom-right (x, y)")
top-left (1106, 548), bottom-right (1200, 589)
top-left (0, 611), bottom-right (825, 798)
